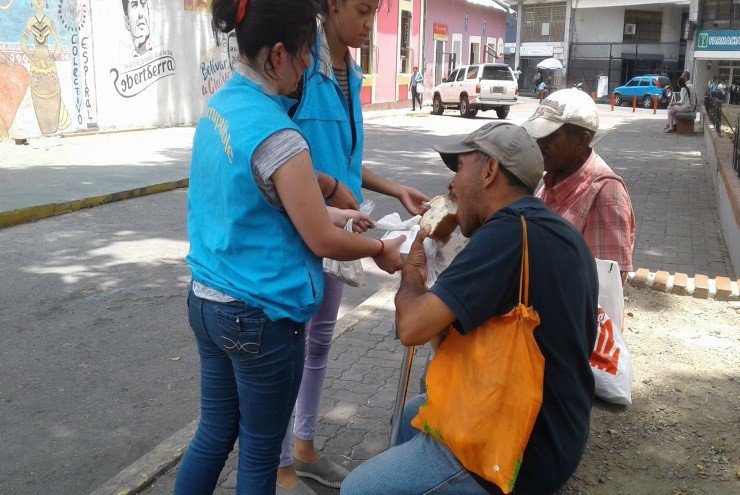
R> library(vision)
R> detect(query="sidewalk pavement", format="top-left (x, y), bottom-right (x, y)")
top-left (1, 99), bottom-right (729, 493)
top-left (137, 288), bottom-right (428, 495)
top-left (0, 107), bottom-right (412, 228)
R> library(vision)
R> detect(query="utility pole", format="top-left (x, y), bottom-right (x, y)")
top-left (514, 0), bottom-right (523, 71)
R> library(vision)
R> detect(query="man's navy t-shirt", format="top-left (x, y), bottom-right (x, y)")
top-left (429, 196), bottom-right (598, 494)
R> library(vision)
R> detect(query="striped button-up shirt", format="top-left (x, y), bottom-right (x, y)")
top-left (537, 149), bottom-right (635, 274)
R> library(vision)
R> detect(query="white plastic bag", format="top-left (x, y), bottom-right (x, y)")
top-left (590, 258), bottom-right (632, 405)
top-left (378, 213), bottom-right (467, 287)
top-left (590, 305), bottom-right (633, 405)
top-left (423, 234), bottom-right (468, 287)
top-left (595, 258), bottom-right (624, 331)
top-left (323, 201), bottom-right (375, 287)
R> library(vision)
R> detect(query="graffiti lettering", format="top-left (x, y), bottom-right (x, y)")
top-left (201, 70), bottom-right (232, 96)
top-left (201, 58), bottom-right (230, 81)
top-left (111, 55), bottom-right (176, 98)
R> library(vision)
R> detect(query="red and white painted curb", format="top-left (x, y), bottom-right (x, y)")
top-left (627, 269), bottom-right (739, 301)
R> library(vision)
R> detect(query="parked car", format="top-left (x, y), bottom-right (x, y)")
top-left (612, 75), bottom-right (673, 108)
top-left (431, 63), bottom-right (518, 119)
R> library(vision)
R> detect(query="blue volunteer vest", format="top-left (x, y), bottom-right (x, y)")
top-left (186, 73), bottom-right (323, 323)
top-left (284, 36), bottom-right (365, 203)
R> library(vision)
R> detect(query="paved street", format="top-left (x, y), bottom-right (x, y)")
top-left (0, 98), bottom-right (735, 495)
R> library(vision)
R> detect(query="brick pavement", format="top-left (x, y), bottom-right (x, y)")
top-left (140, 289), bottom-right (430, 495)
top-left (593, 116), bottom-right (736, 279)
top-left (136, 108), bottom-right (737, 495)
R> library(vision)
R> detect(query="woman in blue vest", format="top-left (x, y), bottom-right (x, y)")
top-left (174, 1), bottom-right (404, 494)
top-left (276, 2), bottom-right (429, 494)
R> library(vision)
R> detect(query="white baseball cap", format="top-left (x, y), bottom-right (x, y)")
top-left (521, 88), bottom-right (599, 139)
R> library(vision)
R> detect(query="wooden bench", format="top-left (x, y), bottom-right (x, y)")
top-left (675, 112), bottom-right (696, 134)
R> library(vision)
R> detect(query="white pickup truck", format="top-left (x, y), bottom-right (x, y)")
top-left (431, 63), bottom-right (518, 119)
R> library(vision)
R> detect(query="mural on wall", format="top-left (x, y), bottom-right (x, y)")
top-left (0, 0), bottom-right (97, 138)
top-left (199, 30), bottom-right (236, 97)
top-left (109, 0), bottom-right (175, 98)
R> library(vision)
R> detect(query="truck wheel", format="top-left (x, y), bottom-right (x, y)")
top-left (460, 95), bottom-right (471, 117)
top-left (496, 107), bottom-right (510, 119)
top-left (432, 94), bottom-right (444, 115)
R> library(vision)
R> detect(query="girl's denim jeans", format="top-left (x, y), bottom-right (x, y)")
top-left (174, 287), bottom-right (305, 495)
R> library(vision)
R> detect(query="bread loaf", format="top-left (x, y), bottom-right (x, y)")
top-left (420, 195), bottom-right (458, 240)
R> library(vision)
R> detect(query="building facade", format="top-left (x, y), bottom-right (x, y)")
top-left (689, 0), bottom-right (740, 100)
top-left (421, 0), bottom-right (508, 90)
top-left (1, 0), bottom-right (429, 139)
top-left (350, 0), bottom-right (425, 106)
top-left (506, 0), bottom-right (691, 92)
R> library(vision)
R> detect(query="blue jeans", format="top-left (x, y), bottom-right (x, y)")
top-left (341, 395), bottom-right (493, 495)
top-left (174, 287), bottom-right (306, 495)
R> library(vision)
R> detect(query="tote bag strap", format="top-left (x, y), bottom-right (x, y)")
top-left (518, 215), bottom-right (530, 306)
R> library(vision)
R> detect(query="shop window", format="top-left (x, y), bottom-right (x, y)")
top-left (623, 10), bottom-right (662, 43)
top-left (400, 10), bottom-right (412, 73)
top-left (470, 42), bottom-right (480, 64)
top-left (453, 39), bottom-right (462, 68)
top-left (699, 1), bottom-right (740, 30)
top-left (360, 26), bottom-right (375, 74)
top-left (521, 3), bottom-right (566, 42)
top-left (467, 65), bottom-right (480, 79)
top-left (486, 42), bottom-right (496, 62)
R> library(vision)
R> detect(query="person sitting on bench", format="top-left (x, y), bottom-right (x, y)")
top-left (666, 77), bottom-right (694, 133)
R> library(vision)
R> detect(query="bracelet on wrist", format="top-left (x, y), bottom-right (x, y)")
top-left (325, 178), bottom-right (340, 200)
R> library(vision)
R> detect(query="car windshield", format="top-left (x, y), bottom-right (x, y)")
top-left (481, 67), bottom-right (513, 81)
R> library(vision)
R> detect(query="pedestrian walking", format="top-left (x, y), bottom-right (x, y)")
top-left (411, 66), bottom-right (424, 110)
top-left (174, 2), bottom-right (405, 494)
top-left (276, 1), bottom-right (430, 494)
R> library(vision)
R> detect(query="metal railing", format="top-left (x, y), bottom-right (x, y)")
top-left (705, 95), bottom-right (724, 137)
top-left (705, 96), bottom-right (740, 177)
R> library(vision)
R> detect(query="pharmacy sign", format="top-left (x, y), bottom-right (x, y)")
top-left (696, 30), bottom-right (740, 51)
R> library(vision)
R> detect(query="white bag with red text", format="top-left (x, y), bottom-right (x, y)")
top-left (590, 305), bottom-right (633, 405)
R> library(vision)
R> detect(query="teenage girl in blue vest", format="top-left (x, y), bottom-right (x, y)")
top-left (276, 1), bottom-right (429, 493)
top-left (174, 1), bottom-right (405, 494)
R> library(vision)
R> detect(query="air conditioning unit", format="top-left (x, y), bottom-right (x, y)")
top-left (624, 23), bottom-right (637, 35)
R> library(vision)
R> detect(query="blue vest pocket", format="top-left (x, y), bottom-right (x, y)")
top-left (215, 307), bottom-right (266, 361)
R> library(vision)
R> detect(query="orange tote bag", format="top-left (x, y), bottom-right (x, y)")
top-left (412, 215), bottom-right (545, 494)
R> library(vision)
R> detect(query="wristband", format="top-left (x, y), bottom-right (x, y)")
top-left (373, 239), bottom-right (384, 258)
top-left (325, 178), bottom-right (340, 200)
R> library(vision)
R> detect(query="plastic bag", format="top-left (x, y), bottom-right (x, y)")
top-left (423, 234), bottom-right (468, 287)
top-left (412, 217), bottom-right (544, 493)
top-left (590, 258), bottom-right (632, 405)
top-left (378, 213), bottom-right (467, 287)
top-left (323, 201), bottom-right (375, 287)
top-left (590, 305), bottom-right (633, 405)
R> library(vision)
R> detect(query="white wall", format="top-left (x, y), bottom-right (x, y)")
top-left (91, 0), bottom-right (233, 131)
top-left (573, 4), bottom-right (686, 45)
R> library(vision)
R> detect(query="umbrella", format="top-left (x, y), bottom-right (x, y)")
top-left (537, 58), bottom-right (563, 70)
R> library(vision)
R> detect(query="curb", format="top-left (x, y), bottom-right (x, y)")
top-left (86, 286), bottom-right (396, 495)
top-left (0, 178), bottom-right (189, 229)
top-left (627, 268), bottom-right (739, 301)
